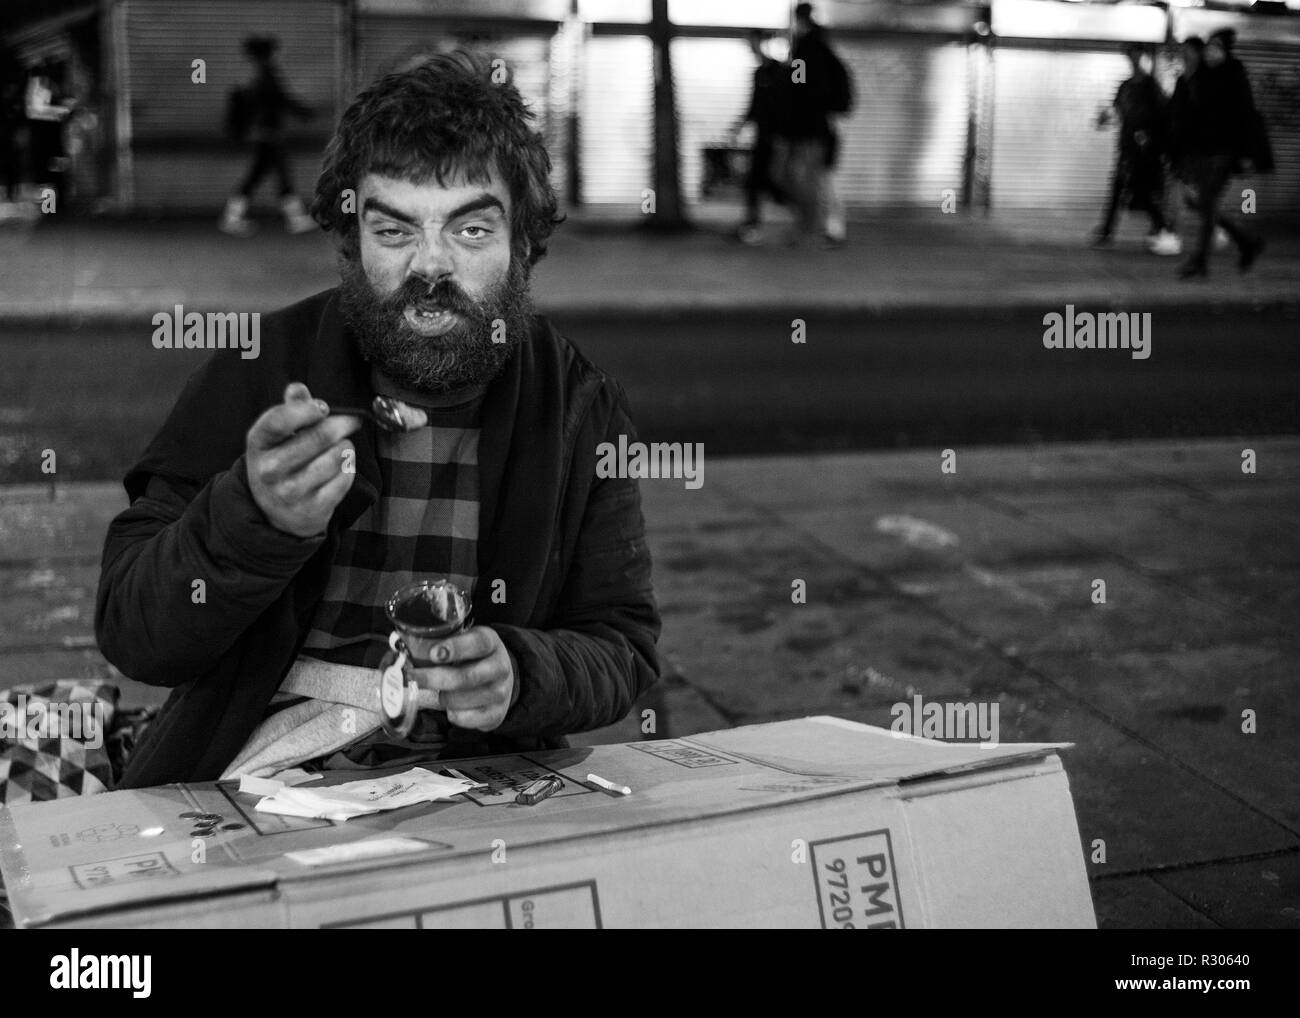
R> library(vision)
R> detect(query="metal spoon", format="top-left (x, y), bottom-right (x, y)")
top-left (327, 395), bottom-right (429, 433)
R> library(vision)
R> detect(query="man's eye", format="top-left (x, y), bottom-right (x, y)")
top-left (375, 227), bottom-right (407, 239)
top-left (459, 225), bottom-right (489, 240)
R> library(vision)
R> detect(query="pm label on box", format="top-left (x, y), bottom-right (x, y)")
top-left (809, 830), bottom-right (904, 929)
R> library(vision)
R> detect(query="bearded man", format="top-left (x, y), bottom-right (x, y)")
top-left (96, 52), bottom-right (661, 787)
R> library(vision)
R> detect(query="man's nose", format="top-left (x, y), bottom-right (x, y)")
top-left (407, 233), bottom-right (455, 285)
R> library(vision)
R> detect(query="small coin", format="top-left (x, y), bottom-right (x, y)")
top-left (178, 811), bottom-right (203, 819)
top-left (190, 828), bottom-right (217, 838)
top-left (219, 823), bottom-right (245, 832)
top-left (194, 813), bottom-right (223, 822)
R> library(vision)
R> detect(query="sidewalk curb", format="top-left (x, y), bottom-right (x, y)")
top-left (3, 297), bottom-right (1299, 329)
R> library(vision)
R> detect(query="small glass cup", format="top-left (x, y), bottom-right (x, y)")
top-left (376, 579), bottom-right (472, 738)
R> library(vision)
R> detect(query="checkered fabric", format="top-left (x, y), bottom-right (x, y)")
top-left (301, 397), bottom-right (482, 670)
top-left (0, 680), bottom-right (119, 804)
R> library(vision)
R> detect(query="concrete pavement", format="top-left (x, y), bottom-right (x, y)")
top-left (2, 436), bottom-right (1297, 928)
top-left (1, 208), bottom-right (1298, 322)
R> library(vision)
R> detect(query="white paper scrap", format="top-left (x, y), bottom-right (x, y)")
top-left (254, 767), bottom-right (474, 822)
top-left (239, 774), bottom-right (285, 797)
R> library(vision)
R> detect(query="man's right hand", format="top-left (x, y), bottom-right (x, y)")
top-left (246, 382), bottom-right (362, 538)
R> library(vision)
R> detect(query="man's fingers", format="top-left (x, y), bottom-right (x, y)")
top-left (425, 628), bottom-right (495, 665)
top-left (247, 391), bottom-right (328, 451)
top-left (281, 440), bottom-right (354, 499)
top-left (439, 685), bottom-right (500, 713)
top-left (444, 706), bottom-right (501, 732)
top-left (410, 657), bottom-right (498, 694)
top-left (256, 416), bottom-right (361, 480)
top-left (306, 464), bottom-right (355, 513)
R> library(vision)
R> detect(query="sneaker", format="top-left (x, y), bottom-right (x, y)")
top-left (1090, 230), bottom-right (1114, 248)
top-left (1146, 230), bottom-right (1183, 257)
top-left (281, 195), bottom-right (317, 235)
top-left (218, 196), bottom-right (256, 237)
top-left (737, 224), bottom-right (764, 246)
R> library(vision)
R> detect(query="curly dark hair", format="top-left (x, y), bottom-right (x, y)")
top-left (310, 50), bottom-right (561, 267)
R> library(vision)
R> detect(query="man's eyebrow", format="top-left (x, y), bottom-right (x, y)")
top-left (361, 197), bottom-right (418, 224)
top-left (360, 193), bottom-right (506, 224)
top-left (447, 194), bottom-right (506, 220)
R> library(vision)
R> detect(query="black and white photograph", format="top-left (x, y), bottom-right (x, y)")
top-left (0, 0), bottom-right (1295, 974)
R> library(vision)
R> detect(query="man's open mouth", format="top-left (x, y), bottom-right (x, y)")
top-left (403, 305), bottom-right (460, 337)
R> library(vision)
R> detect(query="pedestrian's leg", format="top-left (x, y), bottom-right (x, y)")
top-left (1207, 158), bottom-right (1262, 270)
top-left (823, 167), bottom-right (846, 244)
top-left (237, 141), bottom-right (273, 198)
top-left (273, 143), bottom-right (316, 235)
top-left (786, 140), bottom-right (818, 241)
top-left (219, 142), bottom-right (268, 236)
top-left (743, 140), bottom-right (763, 227)
top-left (1180, 156), bottom-right (1218, 276)
top-left (1095, 156), bottom-right (1124, 243)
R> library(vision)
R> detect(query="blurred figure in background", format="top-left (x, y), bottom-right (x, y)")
top-left (219, 35), bottom-right (316, 237)
top-left (1091, 44), bottom-right (1179, 256)
top-left (24, 59), bottom-right (73, 209)
top-left (0, 72), bottom-right (23, 205)
top-left (1170, 28), bottom-right (1270, 279)
top-left (784, 3), bottom-right (852, 247)
top-left (731, 29), bottom-right (788, 246)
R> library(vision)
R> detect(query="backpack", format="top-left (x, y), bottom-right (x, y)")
top-left (824, 49), bottom-right (854, 115)
top-left (224, 85), bottom-right (253, 141)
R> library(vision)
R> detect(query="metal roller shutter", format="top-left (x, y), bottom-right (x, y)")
top-left (989, 46), bottom-right (1131, 210)
top-left (671, 36), bottom-right (753, 207)
top-left (580, 33), bottom-right (652, 207)
top-left (124, 0), bottom-right (342, 211)
top-left (834, 37), bottom-right (970, 207)
top-left (670, 34), bottom-right (970, 209)
top-left (355, 17), bottom-right (565, 209)
top-left (1235, 44), bottom-right (1300, 215)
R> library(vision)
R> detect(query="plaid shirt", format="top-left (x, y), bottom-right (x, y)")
top-left (301, 395), bottom-right (482, 670)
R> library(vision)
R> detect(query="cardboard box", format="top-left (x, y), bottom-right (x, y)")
top-left (0, 717), bottom-right (1096, 928)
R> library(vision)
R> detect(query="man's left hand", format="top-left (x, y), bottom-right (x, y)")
top-left (411, 626), bottom-right (515, 732)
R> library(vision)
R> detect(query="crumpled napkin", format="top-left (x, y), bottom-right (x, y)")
top-left (243, 767), bottom-right (474, 821)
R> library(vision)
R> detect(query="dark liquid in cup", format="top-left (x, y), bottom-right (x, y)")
top-left (393, 596), bottom-right (447, 629)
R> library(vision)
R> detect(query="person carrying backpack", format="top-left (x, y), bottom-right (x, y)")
top-left (219, 35), bottom-right (317, 236)
top-left (781, 3), bottom-right (852, 247)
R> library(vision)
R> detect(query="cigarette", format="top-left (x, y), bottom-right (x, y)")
top-left (587, 773), bottom-right (632, 796)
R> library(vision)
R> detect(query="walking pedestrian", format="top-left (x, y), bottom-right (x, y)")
top-left (1091, 44), bottom-right (1179, 255)
top-left (23, 59), bottom-right (72, 209)
top-left (783, 3), bottom-right (853, 247)
top-left (731, 30), bottom-right (789, 245)
top-left (219, 35), bottom-right (317, 237)
top-left (1170, 29), bottom-right (1269, 279)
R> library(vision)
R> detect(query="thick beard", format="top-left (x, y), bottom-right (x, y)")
top-left (338, 255), bottom-right (534, 397)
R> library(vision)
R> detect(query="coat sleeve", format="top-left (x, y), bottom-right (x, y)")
top-left (94, 460), bottom-right (324, 687)
top-left (490, 393), bottom-right (662, 739)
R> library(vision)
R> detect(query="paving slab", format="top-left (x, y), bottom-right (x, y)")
top-left (1091, 874), bottom-right (1221, 930)
top-left (1152, 852), bottom-right (1300, 930)
top-left (1025, 644), bottom-right (1300, 835)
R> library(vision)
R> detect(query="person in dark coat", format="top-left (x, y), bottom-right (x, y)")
top-left (1092, 44), bottom-right (1179, 255)
top-left (782, 3), bottom-right (849, 246)
top-left (219, 35), bottom-right (316, 236)
top-left (98, 53), bottom-right (661, 787)
top-left (732, 30), bottom-right (789, 245)
top-left (1171, 28), bottom-right (1267, 278)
